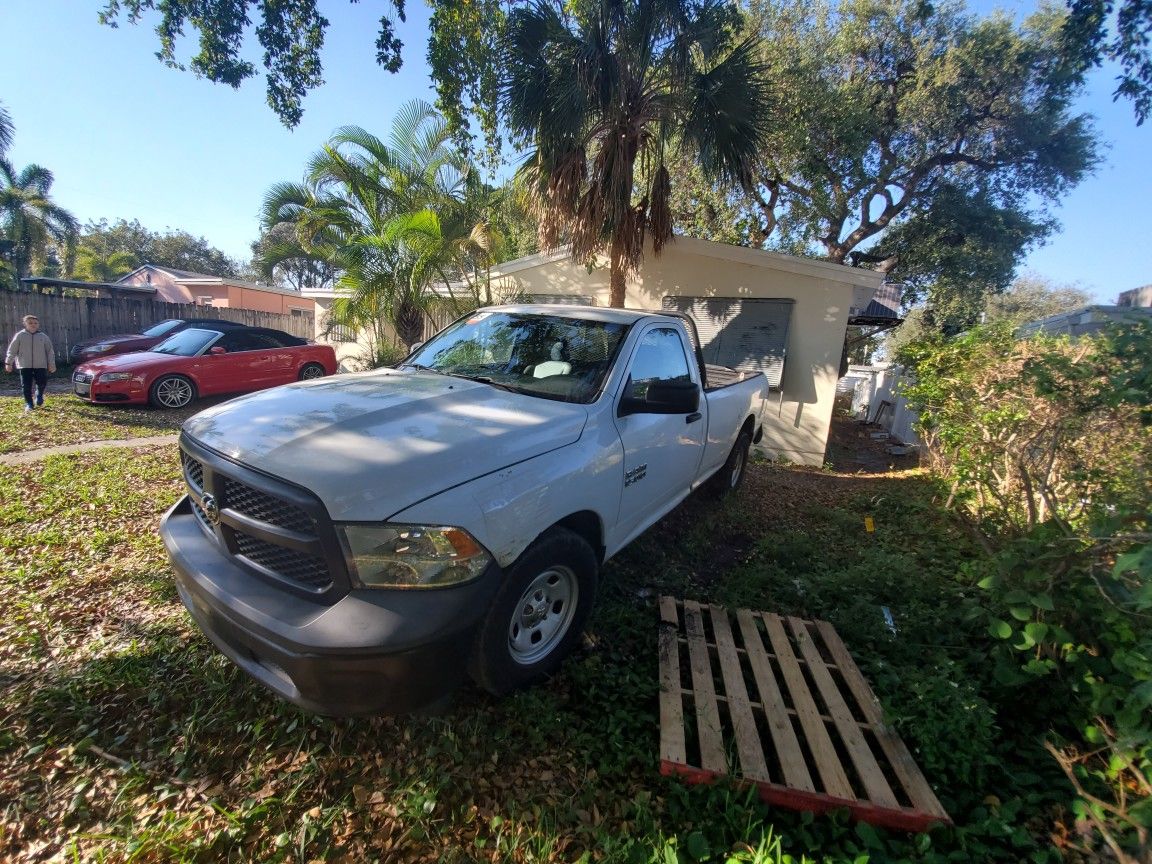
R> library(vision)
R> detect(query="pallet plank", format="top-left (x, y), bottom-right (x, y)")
top-left (659, 601), bottom-right (951, 832)
top-left (787, 617), bottom-right (899, 808)
top-left (813, 620), bottom-right (950, 820)
top-left (658, 596), bottom-right (687, 766)
top-left (736, 609), bottom-right (815, 791)
top-left (683, 600), bottom-right (726, 773)
top-left (708, 604), bottom-right (770, 782)
top-left (761, 612), bottom-right (855, 799)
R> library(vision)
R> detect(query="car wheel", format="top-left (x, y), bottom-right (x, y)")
top-left (298, 362), bottom-right (327, 381)
top-left (471, 528), bottom-right (599, 696)
top-left (149, 374), bottom-right (196, 409)
top-left (708, 428), bottom-right (752, 497)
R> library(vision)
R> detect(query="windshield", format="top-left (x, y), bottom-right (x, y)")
top-left (405, 311), bottom-right (629, 403)
top-left (142, 319), bottom-right (183, 338)
top-left (151, 328), bottom-right (219, 357)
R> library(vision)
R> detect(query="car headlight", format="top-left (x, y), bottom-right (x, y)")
top-left (98, 372), bottom-right (133, 382)
top-left (339, 524), bottom-right (492, 588)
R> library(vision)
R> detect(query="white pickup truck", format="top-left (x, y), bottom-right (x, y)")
top-left (161, 305), bottom-right (768, 714)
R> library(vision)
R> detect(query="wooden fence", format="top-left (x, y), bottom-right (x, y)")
top-left (1, 292), bottom-right (314, 365)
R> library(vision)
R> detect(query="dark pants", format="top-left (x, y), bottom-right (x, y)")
top-left (20, 367), bottom-right (48, 408)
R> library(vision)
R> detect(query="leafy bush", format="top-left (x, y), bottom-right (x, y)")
top-left (899, 321), bottom-right (1152, 863)
top-left (349, 339), bottom-right (409, 370)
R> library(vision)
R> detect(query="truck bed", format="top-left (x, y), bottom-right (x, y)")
top-left (704, 364), bottom-right (758, 392)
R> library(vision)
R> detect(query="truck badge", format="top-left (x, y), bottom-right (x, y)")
top-left (201, 494), bottom-right (221, 525)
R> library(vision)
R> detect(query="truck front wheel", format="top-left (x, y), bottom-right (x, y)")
top-left (471, 528), bottom-right (599, 696)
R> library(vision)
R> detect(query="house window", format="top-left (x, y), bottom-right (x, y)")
top-left (662, 296), bottom-right (794, 389)
top-left (196, 296), bottom-right (214, 306)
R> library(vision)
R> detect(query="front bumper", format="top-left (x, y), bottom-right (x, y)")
top-left (161, 496), bottom-right (501, 715)
top-left (72, 371), bottom-right (147, 404)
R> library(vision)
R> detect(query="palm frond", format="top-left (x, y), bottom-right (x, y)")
top-left (682, 35), bottom-right (772, 189)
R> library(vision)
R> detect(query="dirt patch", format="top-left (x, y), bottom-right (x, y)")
top-left (823, 411), bottom-right (920, 474)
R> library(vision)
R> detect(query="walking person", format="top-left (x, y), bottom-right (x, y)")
top-left (5, 314), bottom-right (57, 412)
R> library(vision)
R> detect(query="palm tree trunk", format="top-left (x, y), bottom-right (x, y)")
top-left (609, 240), bottom-right (626, 308)
top-left (394, 298), bottom-right (426, 348)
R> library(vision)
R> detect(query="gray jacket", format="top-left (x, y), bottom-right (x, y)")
top-left (5, 329), bottom-right (56, 370)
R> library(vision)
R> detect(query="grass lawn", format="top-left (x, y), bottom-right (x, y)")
top-left (0, 425), bottom-right (1076, 862)
top-left (0, 370), bottom-right (238, 455)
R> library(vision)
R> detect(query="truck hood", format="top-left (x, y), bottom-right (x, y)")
top-left (182, 369), bottom-right (589, 520)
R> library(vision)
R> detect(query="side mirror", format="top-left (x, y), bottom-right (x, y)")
top-left (618, 380), bottom-right (700, 417)
top-left (209, 346), bottom-right (227, 355)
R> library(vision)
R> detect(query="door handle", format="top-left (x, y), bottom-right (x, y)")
top-left (685, 412), bottom-right (702, 424)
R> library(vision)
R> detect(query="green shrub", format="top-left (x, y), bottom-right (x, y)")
top-left (899, 321), bottom-right (1152, 863)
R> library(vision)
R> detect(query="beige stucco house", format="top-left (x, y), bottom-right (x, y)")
top-left (307, 236), bottom-right (885, 466)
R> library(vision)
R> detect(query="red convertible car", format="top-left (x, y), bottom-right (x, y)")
top-left (72, 326), bottom-right (338, 408)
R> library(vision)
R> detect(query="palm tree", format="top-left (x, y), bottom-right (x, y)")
top-left (0, 103), bottom-right (13, 155)
top-left (502, 0), bottom-right (772, 307)
top-left (1, 160), bottom-right (79, 286)
top-left (261, 101), bottom-right (492, 349)
top-left (71, 244), bottom-right (140, 283)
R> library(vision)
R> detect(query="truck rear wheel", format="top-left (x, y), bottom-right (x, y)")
top-left (709, 428), bottom-right (752, 497)
top-left (471, 528), bottom-right (598, 696)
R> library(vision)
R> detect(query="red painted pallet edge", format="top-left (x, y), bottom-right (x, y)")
top-left (660, 760), bottom-right (951, 834)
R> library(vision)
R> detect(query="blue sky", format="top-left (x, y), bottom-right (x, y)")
top-left (1, 1), bottom-right (1148, 303)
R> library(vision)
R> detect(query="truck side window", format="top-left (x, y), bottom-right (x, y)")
top-left (628, 327), bottom-right (691, 398)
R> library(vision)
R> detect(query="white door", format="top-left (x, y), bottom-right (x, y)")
top-left (611, 324), bottom-right (706, 544)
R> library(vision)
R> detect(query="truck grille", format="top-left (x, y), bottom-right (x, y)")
top-left (182, 451), bottom-right (204, 490)
top-left (233, 532), bottom-right (330, 589)
top-left (222, 477), bottom-right (315, 533)
top-left (182, 447), bottom-right (336, 594)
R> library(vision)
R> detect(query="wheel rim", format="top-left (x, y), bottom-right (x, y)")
top-left (507, 565), bottom-right (579, 666)
top-left (729, 445), bottom-right (746, 488)
top-left (155, 377), bottom-right (192, 408)
top-left (301, 364), bottom-right (325, 380)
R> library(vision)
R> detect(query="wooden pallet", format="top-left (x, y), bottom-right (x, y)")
top-left (658, 597), bottom-right (951, 833)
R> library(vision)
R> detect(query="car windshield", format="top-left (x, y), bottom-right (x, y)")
top-left (404, 311), bottom-right (629, 403)
top-left (151, 328), bottom-right (219, 357)
top-left (142, 319), bottom-right (183, 338)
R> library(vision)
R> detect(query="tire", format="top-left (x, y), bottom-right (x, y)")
top-left (149, 374), bottom-right (196, 409)
top-left (471, 527), bottom-right (599, 696)
top-left (298, 362), bottom-right (327, 381)
top-left (708, 428), bottom-right (752, 498)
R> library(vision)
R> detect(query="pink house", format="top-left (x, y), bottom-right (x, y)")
top-left (117, 265), bottom-right (316, 317)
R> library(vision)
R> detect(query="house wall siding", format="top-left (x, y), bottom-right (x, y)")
top-left (120, 270), bottom-right (194, 304)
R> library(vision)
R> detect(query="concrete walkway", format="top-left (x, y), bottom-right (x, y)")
top-left (0, 434), bottom-right (180, 466)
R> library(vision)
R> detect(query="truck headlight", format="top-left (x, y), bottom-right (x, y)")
top-left (338, 524), bottom-right (492, 588)
top-left (98, 372), bottom-right (133, 381)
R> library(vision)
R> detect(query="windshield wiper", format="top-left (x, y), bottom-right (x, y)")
top-left (399, 363), bottom-right (448, 375)
top-left (446, 373), bottom-right (523, 394)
